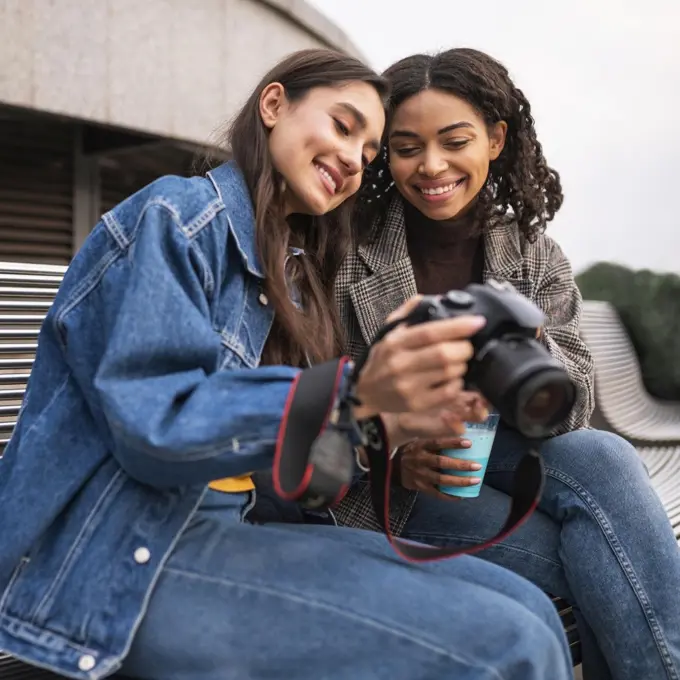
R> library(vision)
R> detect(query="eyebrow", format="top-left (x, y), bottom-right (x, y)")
top-left (390, 121), bottom-right (474, 139)
top-left (337, 102), bottom-right (381, 152)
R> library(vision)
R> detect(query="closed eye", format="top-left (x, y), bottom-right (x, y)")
top-left (393, 147), bottom-right (420, 157)
top-left (334, 118), bottom-right (350, 136)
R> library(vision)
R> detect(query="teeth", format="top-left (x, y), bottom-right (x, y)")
top-left (420, 183), bottom-right (456, 195)
top-left (315, 164), bottom-right (336, 192)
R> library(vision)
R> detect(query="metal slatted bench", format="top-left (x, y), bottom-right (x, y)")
top-left (637, 446), bottom-right (680, 540)
top-left (580, 300), bottom-right (680, 445)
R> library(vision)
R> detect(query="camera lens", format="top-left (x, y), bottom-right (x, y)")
top-left (525, 384), bottom-right (566, 421)
top-left (514, 370), bottom-right (576, 437)
top-left (470, 338), bottom-right (576, 438)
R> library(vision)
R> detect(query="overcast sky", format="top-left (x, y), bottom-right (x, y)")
top-left (309, 0), bottom-right (680, 275)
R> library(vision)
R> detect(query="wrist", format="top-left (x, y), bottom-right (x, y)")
top-left (352, 403), bottom-right (377, 421)
top-left (381, 413), bottom-right (411, 449)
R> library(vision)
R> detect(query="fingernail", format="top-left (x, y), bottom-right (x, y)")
top-left (468, 478), bottom-right (482, 485)
top-left (470, 463), bottom-right (482, 471)
top-left (470, 316), bottom-right (487, 329)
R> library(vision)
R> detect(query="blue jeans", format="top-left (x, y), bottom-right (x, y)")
top-left (120, 489), bottom-right (573, 680)
top-left (403, 426), bottom-right (680, 680)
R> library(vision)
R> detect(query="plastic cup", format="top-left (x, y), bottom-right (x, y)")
top-left (438, 412), bottom-right (501, 498)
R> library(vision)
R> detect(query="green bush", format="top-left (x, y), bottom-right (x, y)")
top-left (576, 262), bottom-right (680, 401)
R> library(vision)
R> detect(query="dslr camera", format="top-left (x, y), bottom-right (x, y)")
top-left (402, 280), bottom-right (576, 438)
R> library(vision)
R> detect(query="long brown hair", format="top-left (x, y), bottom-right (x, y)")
top-left (227, 49), bottom-right (388, 366)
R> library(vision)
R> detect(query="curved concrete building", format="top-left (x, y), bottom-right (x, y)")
top-left (0, 0), bottom-right (362, 262)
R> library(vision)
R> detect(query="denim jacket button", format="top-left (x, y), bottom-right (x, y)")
top-left (133, 547), bottom-right (151, 564)
top-left (258, 292), bottom-right (268, 306)
top-left (78, 655), bottom-right (96, 672)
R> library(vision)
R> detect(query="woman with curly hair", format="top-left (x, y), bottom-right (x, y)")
top-left (333, 48), bottom-right (680, 680)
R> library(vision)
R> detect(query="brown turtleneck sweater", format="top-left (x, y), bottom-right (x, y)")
top-left (404, 203), bottom-right (484, 295)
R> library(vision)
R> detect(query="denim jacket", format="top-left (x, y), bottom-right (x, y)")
top-left (0, 162), bottom-right (345, 679)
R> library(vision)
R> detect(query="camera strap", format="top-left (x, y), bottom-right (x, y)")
top-left (361, 414), bottom-right (545, 562)
top-left (272, 357), bottom-right (546, 563)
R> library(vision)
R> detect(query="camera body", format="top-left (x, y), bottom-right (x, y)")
top-left (404, 280), bottom-right (576, 438)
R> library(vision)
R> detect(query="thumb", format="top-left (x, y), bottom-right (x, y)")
top-left (386, 295), bottom-right (423, 324)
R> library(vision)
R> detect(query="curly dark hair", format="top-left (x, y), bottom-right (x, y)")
top-left (355, 48), bottom-right (563, 243)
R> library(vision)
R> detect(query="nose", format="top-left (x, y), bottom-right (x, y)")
top-left (338, 142), bottom-right (363, 177)
top-left (419, 147), bottom-right (448, 177)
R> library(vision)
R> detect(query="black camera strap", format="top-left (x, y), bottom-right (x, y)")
top-left (272, 358), bottom-right (546, 563)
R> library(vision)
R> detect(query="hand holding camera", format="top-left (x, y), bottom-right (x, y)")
top-left (355, 280), bottom-right (576, 441)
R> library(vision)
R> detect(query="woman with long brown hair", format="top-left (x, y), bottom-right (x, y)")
top-left (0, 49), bottom-right (572, 680)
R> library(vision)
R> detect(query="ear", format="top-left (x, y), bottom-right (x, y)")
top-left (488, 121), bottom-right (507, 161)
top-left (259, 82), bottom-right (287, 130)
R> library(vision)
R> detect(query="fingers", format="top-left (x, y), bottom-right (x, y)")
top-left (422, 437), bottom-right (471, 452)
top-left (412, 465), bottom-right (482, 489)
top-left (389, 315), bottom-right (486, 351)
top-left (386, 378), bottom-right (464, 414)
top-left (395, 342), bottom-right (475, 380)
top-left (395, 411), bottom-right (467, 443)
top-left (405, 448), bottom-right (478, 472)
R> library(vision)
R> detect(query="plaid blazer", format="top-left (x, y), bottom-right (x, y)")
top-left (332, 196), bottom-right (595, 535)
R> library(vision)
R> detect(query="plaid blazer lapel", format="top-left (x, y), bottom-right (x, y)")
top-left (349, 197), bottom-right (418, 346)
top-left (483, 222), bottom-right (533, 297)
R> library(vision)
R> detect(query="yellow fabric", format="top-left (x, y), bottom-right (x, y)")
top-left (209, 475), bottom-right (255, 493)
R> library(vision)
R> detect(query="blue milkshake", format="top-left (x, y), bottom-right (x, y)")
top-left (438, 412), bottom-right (500, 498)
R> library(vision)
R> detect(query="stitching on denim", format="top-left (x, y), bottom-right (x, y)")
top-left (218, 331), bottom-right (252, 368)
top-left (490, 461), bottom-right (680, 679)
top-left (162, 567), bottom-right (506, 679)
top-left (107, 418), bottom-right (277, 461)
top-left (14, 373), bottom-right (70, 444)
top-left (30, 470), bottom-right (126, 626)
top-left (182, 199), bottom-right (224, 239)
top-left (206, 171), bottom-right (223, 201)
top-left (145, 197), bottom-right (182, 226)
top-left (117, 488), bottom-right (208, 665)
top-left (0, 557), bottom-right (29, 614)
top-left (0, 611), bottom-right (97, 656)
top-left (102, 211), bottom-right (129, 250)
top-left (54, 249), bottom-right (120, 352)
top-left (188, 240), bottom-right (214, 300)
top-left (401, 533), bottom-right (563, 569)
top-left (221, 275), bottom-right (258, 368)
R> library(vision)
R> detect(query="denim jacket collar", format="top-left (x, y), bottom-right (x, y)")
top-left (208, 161), bottom-right (264, 279)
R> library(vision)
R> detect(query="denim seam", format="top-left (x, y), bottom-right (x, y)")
top-left (182, 198), bottom-right (224, 240)
top-left (0, 611), bottom-right (99, 656)
top-left (401, 533), bottom-right (563, 569)
top-left (490, 461), bottom-right (679, 680)
top-left (162, 567), bottom-right (506, 679)
top-left (0, 557), bottom-right (29, 614)
top-left (218, 331), bottom-right (254, 369)
top-left (188, 239), bottom-right (215, 300)
top-left (107, 421), bottom-right (277, 461)
top-left (102, 211), bottom-right (129, 250)
top-left (116, 488), bottom-right (209, 670)
top-left (54, 249), bottom-right (121, 352)
top-left (30, 470), bottom-right (126, 627)
top-left (13, 374), bottom-right (70, 445)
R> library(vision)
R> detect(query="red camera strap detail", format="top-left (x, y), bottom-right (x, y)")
top-left (273, 358), bottom-right (351, 506)
top-left (272, 359), bottom-right (546, 563)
